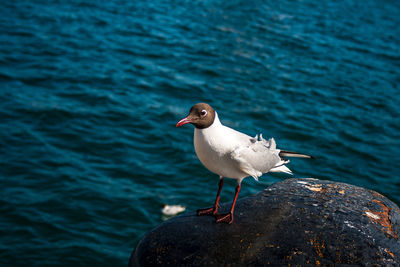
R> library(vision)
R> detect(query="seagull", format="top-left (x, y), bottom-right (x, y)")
top-left (176, 103), bottom-right (313, 224)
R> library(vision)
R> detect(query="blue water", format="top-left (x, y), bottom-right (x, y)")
top-left (1, 0), bottom-right (399, 265)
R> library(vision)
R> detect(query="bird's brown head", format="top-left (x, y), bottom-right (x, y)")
top-left (176, 103), bottom-right (216, 129)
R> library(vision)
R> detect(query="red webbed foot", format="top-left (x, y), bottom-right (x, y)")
top-left (215, 212), bottom-right (233, 224)
top-left (197, 207), bottom-right (218, 216)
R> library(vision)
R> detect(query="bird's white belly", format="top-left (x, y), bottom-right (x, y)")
top-left (194, 129), bottom-right (247, 180)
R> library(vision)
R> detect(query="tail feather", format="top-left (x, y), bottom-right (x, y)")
top-left (279, 150), bottom-right (314, 159)
top-left (270, 164), bottom-right (293, 175)
top-left (270, 158), bottom-right (293, 175)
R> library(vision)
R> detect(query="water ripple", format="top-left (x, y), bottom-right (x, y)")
top-left (1, 0), bottom-right (399, 266)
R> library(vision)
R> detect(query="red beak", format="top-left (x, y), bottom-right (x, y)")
top-left (176, 117), bottom-right (192, 127)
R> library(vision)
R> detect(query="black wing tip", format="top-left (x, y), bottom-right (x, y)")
top-left (303, 154), bottom-right (316, 160)
top-left (279, 150), bottom-right (316, 160)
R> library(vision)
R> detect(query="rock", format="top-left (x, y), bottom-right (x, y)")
top-left (129, 178), bottom-right (400, 266)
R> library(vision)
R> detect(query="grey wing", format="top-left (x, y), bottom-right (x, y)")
top-left (231, 136), bottom-right (281, 180)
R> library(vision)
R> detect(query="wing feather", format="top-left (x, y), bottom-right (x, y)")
top-left (230, 136), bottom-right (281, 180)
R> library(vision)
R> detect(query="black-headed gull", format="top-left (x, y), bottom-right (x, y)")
top-left (176, 103), bottom-right (313, 224)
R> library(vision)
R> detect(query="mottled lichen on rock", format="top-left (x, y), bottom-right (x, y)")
top-left (365, 199), bottom-right (398, 239)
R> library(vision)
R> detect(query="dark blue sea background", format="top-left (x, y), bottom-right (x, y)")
top-left (1, 0), bottom-right (399, 265)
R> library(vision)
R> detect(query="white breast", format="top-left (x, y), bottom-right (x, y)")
top-left (194, 113), bottom-right (250, 180)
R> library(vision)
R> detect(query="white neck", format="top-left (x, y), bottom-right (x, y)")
top-left (194, 112), bottom-right (227, 140)
top-left (210, 112), bottom-right (222, 127)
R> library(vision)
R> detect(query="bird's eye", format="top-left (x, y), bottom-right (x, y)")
top-left (200, 109), bottom-right (207, 117)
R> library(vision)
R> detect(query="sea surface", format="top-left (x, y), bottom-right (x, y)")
top-left (1, 0), bottom-right (399, 266)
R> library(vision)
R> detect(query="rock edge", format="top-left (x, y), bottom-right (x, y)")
top-left (130, 178), bottom-right (400, 266)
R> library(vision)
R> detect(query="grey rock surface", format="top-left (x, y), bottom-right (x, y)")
top-left (130, 178), bottom-right (400, 266)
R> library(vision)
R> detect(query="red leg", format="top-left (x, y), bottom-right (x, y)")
top-left (197, 178), bottom-right (224, 216)
top-left (216, 183), bottom-right (241, 224)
